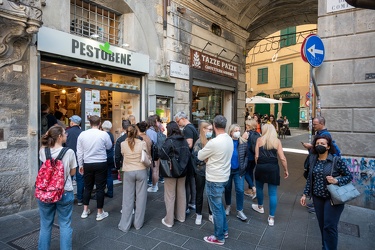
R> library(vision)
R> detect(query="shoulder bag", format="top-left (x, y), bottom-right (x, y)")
top-left (140, 141), bottom-right (151, 167)
top-left (159, 140), bottom-right (188, 178)
top-left (327, 157), bottom-right (360, 205)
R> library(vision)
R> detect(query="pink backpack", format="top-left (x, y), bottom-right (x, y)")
top-left (35, 147), bottom-right (69, 203)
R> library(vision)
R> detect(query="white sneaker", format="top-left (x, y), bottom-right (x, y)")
top-left (81, 209), bottom-right (91, 219)
top-left (237, 210), bottom-right (248, 221)
top-left (195, 214), bottom-right (202, 225)
top-left (252, 204), bottom-right (264, 214)
top-left (208, 214), bottom-right (214, 224)
top-left (147, 186), bottom-right (158, 193)
top-left (225, 205), bottom-right (231, 216)
top-left (268, 216), bottom-right (275, 226)
top-left (188, 203), bottom-right (196, 210)
top-left (96, 210), bottom-right (109, 221)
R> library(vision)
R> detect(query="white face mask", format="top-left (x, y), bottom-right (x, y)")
top-left (233, 131), bottom-right (241, 139)
top-left (205, 131), bottom-right (213, 138)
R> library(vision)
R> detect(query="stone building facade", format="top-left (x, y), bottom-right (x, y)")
top-left (0, 0), bottom-right (247, 216)
top-left (1, 0), bottom-right (374, 217)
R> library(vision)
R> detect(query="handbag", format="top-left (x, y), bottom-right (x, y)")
top-left (140, 142), bottom-right (151, 167)
top-left (327, 157), bottom-right (360, 205)
top-left (159, 141), bottom-right (188, 178)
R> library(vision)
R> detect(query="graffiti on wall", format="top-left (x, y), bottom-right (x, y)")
top-left (342, 156), bottom-right (375, 209)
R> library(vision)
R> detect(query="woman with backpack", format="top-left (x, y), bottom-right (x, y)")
top-left (159, 121), bottom-right (191, 227)
top-left (37, 125), bottom-right (77, 250)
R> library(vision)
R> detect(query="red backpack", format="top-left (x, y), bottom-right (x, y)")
top-left (35, 147), bottom-right (69, 203)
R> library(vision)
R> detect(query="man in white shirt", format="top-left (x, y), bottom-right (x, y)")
top-left (198, 115), bottom-right (233, 245)
top-left (77, 115), bottom-right (112, 221)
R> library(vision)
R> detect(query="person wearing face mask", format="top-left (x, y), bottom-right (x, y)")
top-left (224, 124), bottom-right (248, 221)
top-left (192, 121), bottom-right (213, 225)
top-left (252, 124), bottom-right (288, 226)
top-left (300, 135), bottom-right (352, 250)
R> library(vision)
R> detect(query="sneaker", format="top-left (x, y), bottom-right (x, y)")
top-left (147, 182), bottom-right (152, 187)
top-left (77, 200), bottom-right (83, 206)
top-left (268, 216), bottom-right (275, 226)
top-left (252, 193), bottom-right (257, 200)
top-left (195, 214), bottom-right (202, 225)
top-left (244, 189), bottom-right (253, 197)
top-left (225, 205), bottom-right (231, 216)
top-left (237, 210), bottom-right (247, 221)
top-left (162, 218), bottom-right (173, 228)
top-left (224, 232), bottom-right (229, 239)
top-left (186, 208), bottom-right (190, 214)
top-left (81, 209), bottom-right (91, 219)
top-left (96, 211), bottom-right (109, 221)
top-left (147, 186), bottom-right (158, 193)
top-left (208, 214), bottom-right (214, 224)
top-left (252, 204), bottom-right (264, 214)
top-left (158, 178), bottom-right (165, 184)
top-left (203, 235), bottom-right (224, 245)
top-left (188, 203), bottom-right (196, 210)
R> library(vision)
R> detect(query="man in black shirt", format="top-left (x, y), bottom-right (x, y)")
top-left (175, 111), bottom-right (199, 213)
top-left (41, 103), bottom-right (58, 134)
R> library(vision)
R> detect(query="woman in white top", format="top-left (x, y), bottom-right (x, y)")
top-left (38, 125), bottom-right (77, 250)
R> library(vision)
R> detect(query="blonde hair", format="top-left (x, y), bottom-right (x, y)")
top-left (260, 123), bottom-right (279, 150)
top-left (245, 119), bottom-right (257, 131)
top-left (199, 121), bottom-right (211, 147)
top-left (228, 123), bottom-right (246, 144)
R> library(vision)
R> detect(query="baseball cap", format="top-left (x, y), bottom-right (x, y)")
top-left (69, 115), bottom-right (81, 125)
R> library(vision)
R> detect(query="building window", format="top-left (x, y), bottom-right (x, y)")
top-left (280, 26), bottom-right (296, 48)
top-left (257, 68), bottom-right (268, 84)
top-left (211, 23), bottom-right (222, 36)
top-left (280, 63), bottom-right (293, 88)
top-left (70, 0), bottom-right (121, 45)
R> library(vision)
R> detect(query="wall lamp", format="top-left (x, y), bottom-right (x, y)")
top-left (217, 48), bottom-right (226, 57)
top-left (202, 41), bottom-right (212, 52)
top-left (230, 53), bottom-right (239, 63)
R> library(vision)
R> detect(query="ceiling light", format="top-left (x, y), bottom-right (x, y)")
top-left (61, 89), bottom-right (66, 94)
top-left (90, 33), bottom-right (99, 38)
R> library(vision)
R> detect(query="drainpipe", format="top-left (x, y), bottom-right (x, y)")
top-left (345, 0), bottom-right (375, 9)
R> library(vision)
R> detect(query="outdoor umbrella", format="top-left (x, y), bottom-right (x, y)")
top-left (246, 96), bottom-right (289, 104)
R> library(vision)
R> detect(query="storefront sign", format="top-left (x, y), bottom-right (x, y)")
top-left (273, 92), bottom-right (300, 99)
top-left (37, 27), bottom-right (149, 73)
top-left (327, 0), bottom-right (355, 13)
top-left (170, 61), bottom-right (189, 80)
top-left (190, 49), bottom-right (238, 79)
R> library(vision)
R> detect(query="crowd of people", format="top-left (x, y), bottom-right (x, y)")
top-left (37, 106), bottom-right (352, 249)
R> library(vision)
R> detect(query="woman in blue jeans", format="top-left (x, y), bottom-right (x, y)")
top-left (252, 124), bottom-right (288, 226)
top-left (37, 125), bottom-right (77, 250)
top-left (224, 124), bottom-right (248, 221)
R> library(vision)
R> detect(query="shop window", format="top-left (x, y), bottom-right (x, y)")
top-left (280, 63), bottom-right (293, 88)
top-left (280, 26), bottom-right (296, 48)
top-left (156, 97), bottom-right (172, 124)
top-left (70, 0), bottom-right (121, 45)
top-left (192, 86), bottom-right (223, 127)
top-left (257, 68), bottom-right (268, 84)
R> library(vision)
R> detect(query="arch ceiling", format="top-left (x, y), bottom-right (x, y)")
top-left (197, 0), bottom-right (318, 49)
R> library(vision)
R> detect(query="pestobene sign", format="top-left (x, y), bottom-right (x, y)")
top-left (37, 27), bottom-right (149, 73)
top-left (190, 49), bottom-right (238, 79)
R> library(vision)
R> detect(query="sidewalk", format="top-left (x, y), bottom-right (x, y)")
top-left (0, 128), bottom-right (374, 249)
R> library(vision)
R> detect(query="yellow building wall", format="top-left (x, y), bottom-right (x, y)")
top-left (246, 24), bottom-right (317, 117)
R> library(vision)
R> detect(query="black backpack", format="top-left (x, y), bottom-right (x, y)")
top-left (151, 131), bottom-right (166, 161)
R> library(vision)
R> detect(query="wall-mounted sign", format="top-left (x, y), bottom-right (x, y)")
top-left (190, 49), bottom-right (238, 79)
top-left (37, 27), bottom-right (149, 73)
top-left (170, 61), bottom-right (189, 80)
top-left (273, 92), bottom-right (300, 99)
top-left (327, 0), bottom-right (355, 13)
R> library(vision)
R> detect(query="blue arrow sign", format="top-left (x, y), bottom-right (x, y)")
top-left (303, 35), bottom-right (325, 67)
